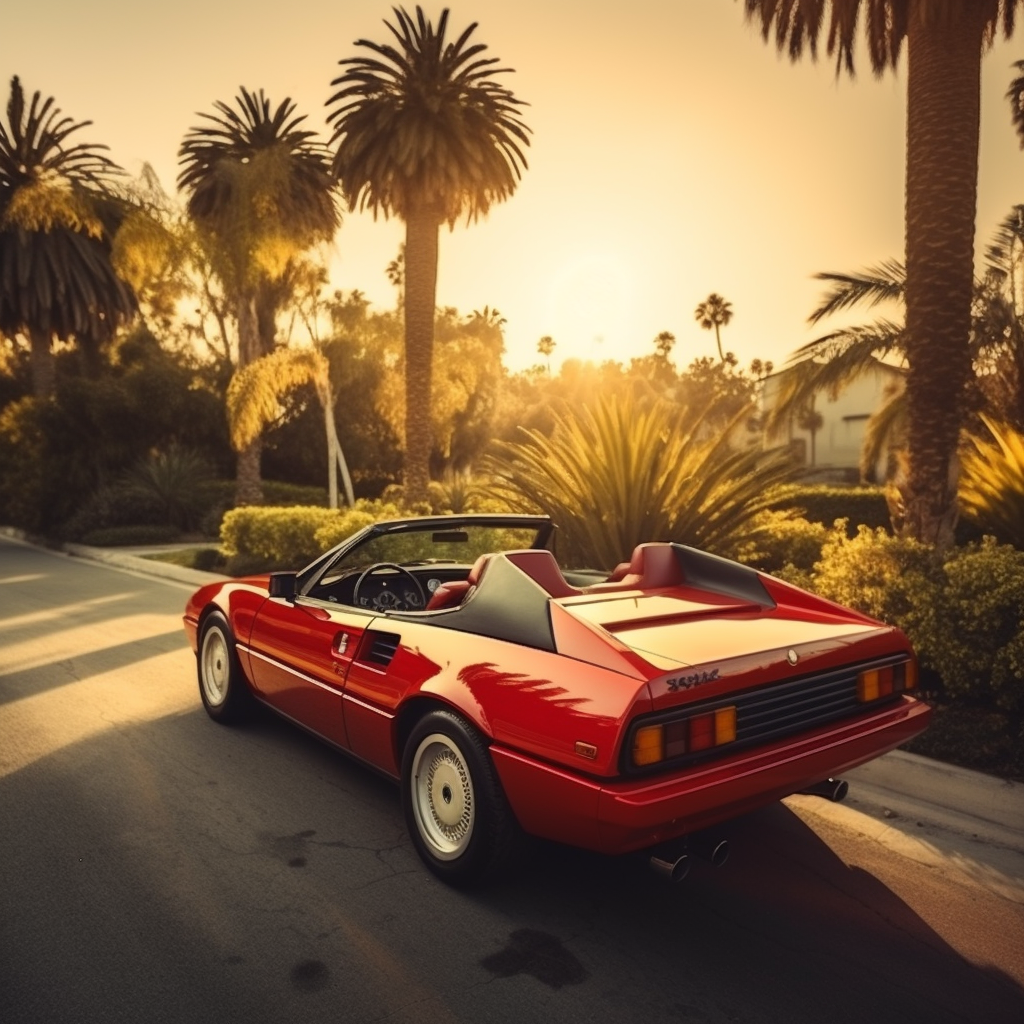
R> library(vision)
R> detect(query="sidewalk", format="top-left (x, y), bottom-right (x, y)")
top-left (786, 751), bottom-right (1024, 902)
top-left (9, 530), bottom-right (1024, 899)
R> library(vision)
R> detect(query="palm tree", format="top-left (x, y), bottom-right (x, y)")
top-left (654, 330), bottom-right (676, 361)
top-left (0, 75), bottom-right (137, 398)
top-left (694, 293), bottom-right (733, 361)
top-left (537, 335), bottom-right (555, 373)
top-left (742, 1), bottom-right (1021, 547)
top-left (327, 5), bottom-right (531, 503)
top-left (178, 88), bottom-right (340, 504)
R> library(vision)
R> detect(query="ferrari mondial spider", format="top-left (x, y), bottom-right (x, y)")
top-left (184, 513), bottom-right (930, 884)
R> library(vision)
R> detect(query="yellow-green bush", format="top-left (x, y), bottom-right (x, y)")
top-left (220, 505), bottom-right (342, 565)
top-left (799, 525), bottom-right (1024, 715)
top-left (924, 539), bottom-right (1024, 715)
top-left (734, 510), bottom-right (828, 575)
top-left (311, 499), bottom-right (408, 551)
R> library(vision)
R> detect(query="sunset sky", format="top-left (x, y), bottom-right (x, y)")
top-left (7, 1), bottom-right (1023, 372)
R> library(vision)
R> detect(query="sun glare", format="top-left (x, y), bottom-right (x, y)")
top-left (541, 251), bottom-right (635, 366)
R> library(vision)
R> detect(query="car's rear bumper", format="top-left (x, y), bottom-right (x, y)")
top-left (491, 695), bottom-right (931, 855)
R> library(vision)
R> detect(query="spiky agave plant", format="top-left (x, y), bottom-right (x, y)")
top-left (959, 416), bottom-right (1024, 548)
top-left (482, 389), bottom-right (795, 569)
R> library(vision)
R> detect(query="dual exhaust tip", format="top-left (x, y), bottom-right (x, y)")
top-left (648, 777), bottom-right (848, 882)
top-left (649, 835), bottom-right (730, 883)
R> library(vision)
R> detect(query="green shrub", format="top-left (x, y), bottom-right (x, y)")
top-left (797, 527), bottom-right (1024, 715)
top-left (769, 484), bottom-right (891, 534)
top-left (120, 445), bottom-right (214, 532)
top-left (921, 539), bottom-right (1024, 715)
top-left (63, 483), bottom-right (168, 541)
top-left (220, 505), bottom-right (341, 565)
top-left (311, 499), bottom-right (409, 550)
top-left (220, 499), bottom-right (413, 567)
top-left (734, 511), bottom-right (828, 574)
top-left (807, 524), bottom-right (944, 632)
top-left (192, 547), bottom-right (225, 572)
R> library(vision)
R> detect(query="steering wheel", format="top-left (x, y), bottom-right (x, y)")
top-left (352, 562), bottom-right (426, 612)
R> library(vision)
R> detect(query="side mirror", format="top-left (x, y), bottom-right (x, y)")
top-left (268, 572), bottom-right (297, 601)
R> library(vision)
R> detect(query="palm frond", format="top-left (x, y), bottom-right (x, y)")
top-left (807, 261), bottom-right (905, 324)
top-left (960, 415), bottom-right (1024, 548)
top-left (766, 323), bottom-right (904, 437)
top-left (1009, 59), bottom-right (1024, 148)
top-left (226, 346), bottom-right (324, 449)
top-left (481, 388), bottom-right (793, 569)
top-left (326, 5), bottom-right (531, 225)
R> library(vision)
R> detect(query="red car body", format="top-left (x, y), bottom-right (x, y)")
top-left (184, 514), bottom-right (930, 882)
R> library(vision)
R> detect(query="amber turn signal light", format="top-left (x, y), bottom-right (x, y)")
top-left (857, 659), bottom-right (918, 703)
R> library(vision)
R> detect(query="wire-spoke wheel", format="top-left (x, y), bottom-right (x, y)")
top-left (197, 612), bottom-right (251, 724)
top-left (409, 732), bottom-right (476, 860)
top-left (402, 710), bottom-right (524, 884)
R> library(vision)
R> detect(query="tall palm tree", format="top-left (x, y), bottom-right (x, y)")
top-left (178, 88), bottom-right (340, 504)
top-left (694, 293), bottom-right (733, 361)
top-left (326, 5), bottom-right (531, 503)
top-left (742, 0), bottom-right (1021, 547)
top-left (0, 75), bottom-right (137, 398)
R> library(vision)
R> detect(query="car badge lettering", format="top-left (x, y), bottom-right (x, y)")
top-left (665, 669), bottom-right (720, 692)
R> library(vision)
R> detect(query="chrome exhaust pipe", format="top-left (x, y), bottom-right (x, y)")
top-left (649, 851), bottom-right (690, 883)
top-left (689, 835), bottom-right (730, 868)
top-left (800, 778), bottom-right (849, 803)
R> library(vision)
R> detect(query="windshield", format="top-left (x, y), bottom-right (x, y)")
top-left (332, 524), bottom-right (543, 572)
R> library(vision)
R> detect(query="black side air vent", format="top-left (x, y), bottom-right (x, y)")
top-left (359, 631), bottom-right (400, 668)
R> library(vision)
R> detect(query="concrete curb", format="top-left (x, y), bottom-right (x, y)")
top-left (62, 542), bottom-right (229, 588)
top-left (845, 749), bottom-right (1024, 852)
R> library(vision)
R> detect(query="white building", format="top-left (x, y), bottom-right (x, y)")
top-left (760, 363), bottom-right (905, 482)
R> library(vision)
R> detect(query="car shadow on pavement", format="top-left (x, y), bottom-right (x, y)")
top-left (3, 692), bottom-right (1023, 1024)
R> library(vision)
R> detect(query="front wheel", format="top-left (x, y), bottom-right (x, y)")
top-left (197, 611), bottom-right (252, 724)
top-left (402, 710), bottom-right (524, 885)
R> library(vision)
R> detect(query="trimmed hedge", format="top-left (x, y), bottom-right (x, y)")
top-left (768, 484), bottom-right (891, 534)
top-left (219, 499), bottom-right (406, 568)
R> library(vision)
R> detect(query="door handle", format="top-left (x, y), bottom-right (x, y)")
top-left (332, 632), bottom-right (351, 658)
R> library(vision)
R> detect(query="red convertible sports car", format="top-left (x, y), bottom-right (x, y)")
top-left (184, 513), bottom-right (931, 884)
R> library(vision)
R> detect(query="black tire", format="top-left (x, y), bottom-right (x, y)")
top-left (197, 611), bottom-right (252, 724)
top-left (402, 709), bottom-right (524, 885)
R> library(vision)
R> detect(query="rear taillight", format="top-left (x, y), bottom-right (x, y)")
top-left (857, 658), bottom-right (918, 703)
top-left (632, 705), bottom-right (737, 768)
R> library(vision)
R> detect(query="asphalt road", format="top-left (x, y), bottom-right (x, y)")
top-left (2, 535), bottom-right (1023, 1024)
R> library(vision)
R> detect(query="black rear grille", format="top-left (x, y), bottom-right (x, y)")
top-left (735, 665), bottom-right (864, 746)
top-left (624, 654), bottom-right (908, 775)
top-left (359, 631), bottom-right (400, 668)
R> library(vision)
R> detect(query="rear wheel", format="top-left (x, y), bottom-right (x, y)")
top-left (197, 612), bottom-right (252, 723)
top-left (402, 710), bottom-right (523, 884)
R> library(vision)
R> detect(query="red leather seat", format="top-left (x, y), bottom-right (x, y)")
top-left (504, 549), bottom-right (580, 598)
top-left (424, 553), bottom-right (492, 611)
top-left (586, 543), bottom-right (683, 592)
